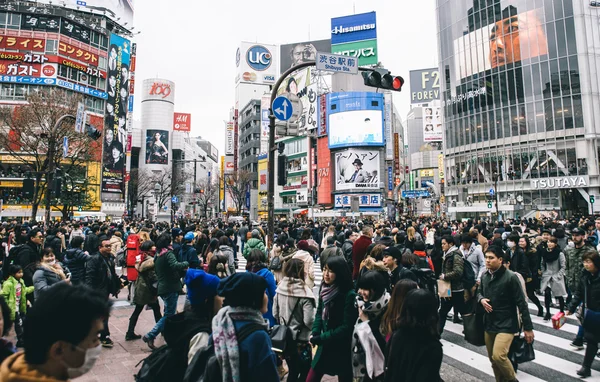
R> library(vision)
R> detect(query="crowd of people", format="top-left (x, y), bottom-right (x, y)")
top-left (0, 214), bottom-right (596, 381)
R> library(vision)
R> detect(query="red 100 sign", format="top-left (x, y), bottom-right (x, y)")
top-left (149, 82), bottom-right (171, 98)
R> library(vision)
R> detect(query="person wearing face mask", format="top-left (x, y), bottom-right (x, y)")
top-left (505, 234), bottom-right (531, 284)
top-left (518, 236), bottom-right (544, 317)
top-left (0, 283), bottom-right (111, 381)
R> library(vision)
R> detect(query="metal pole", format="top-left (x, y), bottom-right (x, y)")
top-left (193, 159), bottom-right (197, 219)
top-left (495, 177), bottom-right (500, 221)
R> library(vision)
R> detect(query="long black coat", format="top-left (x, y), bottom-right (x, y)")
top-left (85, 253), bottom-right (119, 297)
top-left (568, 270), bottom-right (600, 335)
top-left (384, 327), bottom-right (442, 382)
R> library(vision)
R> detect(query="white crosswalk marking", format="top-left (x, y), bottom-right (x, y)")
top-left (236, 253), bottom-right (599, 381)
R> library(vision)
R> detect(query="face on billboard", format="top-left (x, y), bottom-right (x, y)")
top-left (146, 130), bottom-right (169, 165)
top-left (280, 39), bottom-right (331, 72)
top-left (335, 149), bottom-right (380, 191)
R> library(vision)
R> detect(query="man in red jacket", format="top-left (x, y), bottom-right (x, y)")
top-left (352, 226), bottom-right (373, 280)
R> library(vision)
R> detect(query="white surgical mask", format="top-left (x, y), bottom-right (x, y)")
top-left (507, 241), bottom-right (515, 249)
top-left (48, 259), bottom-right (56, 265)
top-left (64, 344), bottom-right (102, 378)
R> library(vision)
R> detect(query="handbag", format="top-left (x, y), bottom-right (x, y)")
top-left (509, 334), bottom-right (535, 364)
top-left (270, 299), bottom-right (300, 354)
top-left (463, 300), bottom-right (485, 346)
top-left (437, 279), bottom-right (452, 298)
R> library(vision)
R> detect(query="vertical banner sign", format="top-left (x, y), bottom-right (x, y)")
top-left (317, 137), bottom-right (332, 205)
top-left (388, 166), bottom-right (393, 190)
top-left (260, 95), bottom-right (270, 155)
top-left (393, 133), bottom-right (400, 176)
top-left (384, 93), bottom-right (393, 160)
top-left (318, 94), bottom-right (327, 137)
top-left (225, 122), bottom-right (234, 155)
top-left (438, 154), bottom-right (445, 179)
top-left (423, 107), bottom-right (442, 142)
top-left (234, 109), bottom-right (239, 171)
top-left (102, 33), bottom-right (131, 198)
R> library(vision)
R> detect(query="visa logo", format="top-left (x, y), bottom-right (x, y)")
top-left (263, 75), bottom-right (275, 82)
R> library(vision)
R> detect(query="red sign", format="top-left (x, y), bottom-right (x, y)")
top-left (173, 112), bottom-right (191, 132)
top-left (0, 61), bottom-right (41, 76)
top-left (58, 41), bottom-right (98, 65)
top-left (58, 56), bottom-right (105, 78)
top-left (149, 82), bottom-right (171, 98)
top-left (42, 65), bottom-right (55, 76)
top-left (0, 36), bottom-right (45, 51)
top-left (317, 137), bottom-right (332, 205)
top-left (394, 133), bottom-right (400, 176)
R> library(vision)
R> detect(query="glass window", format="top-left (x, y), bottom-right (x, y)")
top-left (540, 61), bottom-right (551, 99)
top-left (58, 65), bottom-right (68, 78)
top-left (565, 18), bottom-right (577, 56)
top-left (567, 148), bottom-right (577, 175)
top-left (572, 94), bottom-right (583, 127)
top-left (523, 66), bottom-right (533, 101)
top-left (544, 99), bottom-right (554, 131)
top-left (14, 85), bottom-right (27, 100)
top-left (503, 107), bottom-right (510, 137)
top-left (531, 63), bottom-right (543, 100)
top-left (563, 0), bottom-right (573, 17)
top-left (45, 40), bottom-right (58, 54)
top-left (546, 22), bottom-right (558, 60)
top-left (0, 12), bottom-right (7, 27)
top-left (555, 20), bottom-right (567, 58)
top-left (535, 101), bottom-right (545, 132)
top-left (526, 102), bottom-right (535, 134)
top-left (510, 105), bottom-right (519, 136)
top-left (7, 13), bottom-right (20, 29)
top-left (507, 69), bottom-right (517, 105)
top-left (569, 55), bottom-right (580, 94)
top-left (562, 96), bottom-right (573, 129)
top-left (98, 56), bottom-right (107, 70)
top-left (553, 98), bottom-right (563, 130)
top-left (549, 59), bottom-right (560, 97)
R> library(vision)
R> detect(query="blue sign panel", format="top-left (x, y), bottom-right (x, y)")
top-left (402, 190), bottom-right (431, 199)
top-left (57, 79), bottom-right (108, 99)
top-left (331, 11), bottom-right (377, 45)
top-left (0, 76), bottom-right (56, 85)
top-left (272, 96), bottom-right (293, 121)
top-left (388, 167), bottom-right (393, 191)
top-left (246, 45), bottom-right (272, 71)
top-left (327, 92), bottom-right (384, 149)
top-left (128, 95), bottom-right (134, 112)
top-left (171, 196), bottom-right (179, 203)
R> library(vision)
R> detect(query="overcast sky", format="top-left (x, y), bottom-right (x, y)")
top-left (131, 0), bottom-right (438, 156)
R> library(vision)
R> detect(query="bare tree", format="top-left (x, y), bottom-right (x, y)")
top-left (225, 170), bottom-right (253, 215)
top-left (0, 89), bottom-right (97, 221)
top-left (195, 175), bottom-right (220, 218)
top-left (136, 167), bottom-right (190, 213)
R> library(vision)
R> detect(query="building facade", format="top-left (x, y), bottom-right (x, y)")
top-left (437, 0), bottom-right (600, 219)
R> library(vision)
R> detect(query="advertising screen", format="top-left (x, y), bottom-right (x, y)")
top-left (34, 0), bottom-right (134, 28)
top-left (101, 33), bottom-right (130, 198)
top-left (335, 148), bottom-right (380, 191)
top-left (331, 12), bottom-right (378, 66)
top-left (327, 92), bottom-right (384, 149)
top-left (280, 39), bottom-right (331, 73)
top-left (173, 112), bottom-right (191, 132)
top-left (145, 130), bottom-right (169, 165)
top-left (423, 107), bottom-right (442, 142)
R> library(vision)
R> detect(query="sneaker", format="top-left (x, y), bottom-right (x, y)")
top-left (143, 335), bottom-right (156, 350)
top-left (125, 332), bottom-right (142, 341)
top-left (570, 337), bottom-right (585, 350)
top-left (101, 337), bottom-right (114, 348)
top-left (576, 366), bottom-right (591, 377)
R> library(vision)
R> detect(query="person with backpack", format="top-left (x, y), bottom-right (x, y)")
top-left (83, 224), bottom-right (100, 254)
top-left (1, 265), bottom-right (34, 348)
top-left (438, 235), bottom-right (466, 333)
top-left (459, 234), bottom-right (486, 298)
top-left (217, 236), bottom-right (236, 276)
top-left (246, 249), bottom-right (277, 327)
top-left (61, 236), bottom-right (90, 285)
top-left (243, 230), bottom-right (267, 260)
top-left (320, 236), bottom-right (342, 271)
top-left (179, 232), bottom-right (200, 269)
top-left (7, 228), bottom-right (43, 292)
top-left (269, 233), bottom-right (287, 283)
top-left (208, 272), bottom-right (279, 382)
top-left (273, 259), bottom-right (316, 382)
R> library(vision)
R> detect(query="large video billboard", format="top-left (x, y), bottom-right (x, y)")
top-left (335, 148), bottom-right (380, 191)
top-left (327, 92), bottom-right (384, 149)
top-left (145, 130), bottom-right (169, 164)
top-left (280, 39), bottom-right (331, 73)
top-left (101, 33), bottom-right (130, 197)
top-left (34, 0), bottom-right (134, 28)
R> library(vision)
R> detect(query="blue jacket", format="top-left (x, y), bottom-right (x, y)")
top-left (233, 320), bottom-right (279, 382)
top-left (178, 244), bottom-right (200, 269)
top-left (255, 267), bottom-right (277, 327)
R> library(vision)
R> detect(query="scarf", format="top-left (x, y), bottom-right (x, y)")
top-left (541, 246), bottom-right (560, 263)
top-left (40, 262), bottom-right (66, 280)
top-left (320, 283), bottom-right (340, 320)
top-left (212, 306), bottom-right (267, 382)
top-left (352, 292), bottom-right (390, 379)
top-left (276, 277), bottom-right (315, 300)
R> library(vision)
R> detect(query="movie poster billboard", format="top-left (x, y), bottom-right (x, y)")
top-left (101, 33), bottom-right (130, 198)
top-left (335, 148), bottom-right (380, 191)
top-left (423, 107), bottom-right (442, 142)
top-left (279, 39), bottom-right (331, 73)
top-left (145, 130), bottom-right (169, 164)
top-left (277, 67), bottom-right (318, 132)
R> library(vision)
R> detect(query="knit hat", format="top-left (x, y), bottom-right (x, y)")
top-left (184, 232), bottom-right (195, 242)
top-left (172, 228), bottom-right (183, 237)
top-left (414, 240), bottom-right (426, 251)
top-left (185, 269), bottom-right (220, 306)
top-left (217, 272), bottom-right (267, 309)
top-left (297, 240), bottom-right (309, 251)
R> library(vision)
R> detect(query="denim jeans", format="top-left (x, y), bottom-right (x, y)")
top-left (146, 292), bottom-right (178, 340)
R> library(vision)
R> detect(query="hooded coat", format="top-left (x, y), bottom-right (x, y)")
top-left (292, 249), bottom-right (315, 289)
top-left (61, 248), bottom-right (90, 285)
top-left (1, 276), bottom-right (34, 320)
top-left (273, 276), bottom-right (316, 341)
top-left (133, 255), bottom-right (158, 306)
top-left (243, 238), bottom-right (266, 259)
top-left (0, 352), bottom-right (64, 382)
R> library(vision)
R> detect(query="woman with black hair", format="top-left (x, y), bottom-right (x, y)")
top-left (539, 236), bottom-right (567, 320)
top-left (0, 295), bottom-right (16, 364)
top-left (247, 249), bottom-right (277, 327)
top-left (384, 289), bottom-right (442, 382)
top-left (352, 270), bottom-right (390, 381)
top-left (429, 237), bottom-right (444, 278)
top-left (204, 238), bottom-right (220, 266)
top-left (307, 256), bottom-right (358, 382)
top-left (519, 235), bottom-right (543, 316)
top-left (207, 253), bottom-right (229, 279)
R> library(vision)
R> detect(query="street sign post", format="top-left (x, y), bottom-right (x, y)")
top-left (272, 96), bottom-right (293, 121)
top-left (75, 102), bottom-right (85, 133)
top-left (489, 188), bottom-right (495, 196)
top-left (62, 136), bottom-right (68, 158)
top-left (316, 52), bottom-right (359, 74)
top-left (171, 196), bottom-right (179, 203)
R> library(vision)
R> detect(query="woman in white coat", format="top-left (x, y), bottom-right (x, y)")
top-left (293, 240), bottom-right (315, 289)
top-left (539, 236), bottom-right (567, 321)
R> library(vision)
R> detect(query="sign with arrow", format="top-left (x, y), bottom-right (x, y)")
top-left (272, 96), bottom-right (293, 121)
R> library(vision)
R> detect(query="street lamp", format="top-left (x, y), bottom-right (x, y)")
top-left (153, 183), bottom-right (160, 221)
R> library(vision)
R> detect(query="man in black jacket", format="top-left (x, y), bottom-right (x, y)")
top-left (341, 230), bottom-right (357, 272)
top-left (83, 224), bottom-right (100, 254)
top-left (15, 228), bottom-right (43, 295)
top-left (85, 238), bottom-right (120, 348)
top-left (478, 246), bottom-right (534, 382)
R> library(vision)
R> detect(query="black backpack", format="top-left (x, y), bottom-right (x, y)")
top-left (447, 252), bottom-right (477, 290)
top-left (134, 345), bottom-right (177, 382)
top-left (184, 323), bottom-right (266, 382)
top-left (412, 267), bottom-right (437, 294)
top-left (2, 244), bottom-right (24, 280)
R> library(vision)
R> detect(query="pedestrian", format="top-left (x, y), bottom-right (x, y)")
top-left (1, 265), bottom-right (34, 348)
top-left (212, 272), bottom-right (280, 381)
top-left (126, 240), bottom-right (162, 341)
top-left (307, 256), bottom-right (358, 382)
top-left (238, 221), bottom-right (249, 255)
top-left (380, 279), bottom-right (419, 341)
top-left (0, 283), bottom-right (111, 380)
top-left (506, 234), bottom-right (531, 282)
top-left (478, 246), bottom-right (535, 382)
top-left (353, 227), bottom-right (374, 281)
top-left (0, 295), bottom-right (16, 364)
top-left (179, 232), bottom-right (201, 269)
top-left (208, 253), bottom-right (229, 279)
top-left (32, 248), bottom-right (70, 300)
top-left (243, 230), bottom-right (267, 260)
top-left (246, 249), bottom-right (277, 327)
top-left (341, 230), bottom-right (358, 272)
top-left (438, 235), bottom-right (466, 332)
top-left (384, 289), bottom-right (442, 382)
top-left (566, 251), bottom-right (600, 378)
top-left (143, 233), bottom-right (188, 350)
top-left (320, 236), bottom-right (342, 271)
top-left (61, 236), bottom-right (90, 285)
top-left (294, 240), bottom-right (316, 289)
top-left (273, 258), bottom-right (316, 382)
top-left (16, 228), bottom-right (43, 294)
top-left (217, 236), bottom-right (236, 276)
top-left (85, 238), bottom-right (120, 348)
top-left (518, 235), bottom-right (544, 317)
top-left (352, 270), bottom-right (390, 381)
top-left (269, 233), bottom-right (287, 283)
top-left (539, 236), bottom-right (567, 320)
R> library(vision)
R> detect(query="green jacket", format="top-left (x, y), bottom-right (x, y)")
top-left (243, 238), bottom-right (266, 259)
top-left (442, 247), bottom-right (464, 292)
top-left (1, 276), bottom-right (34, 320)
top-left (565, 244), bottom-right (597, 289)
top-left (154, 250), bottom-right (188, 296)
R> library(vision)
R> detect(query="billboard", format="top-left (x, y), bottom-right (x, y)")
top-left (334, 194), bottom-right (381, 208)
top-left (423, 107), bottom-right (442, 142)
top-left (317, 137), bottom-right (332, 205)
top-left (335, 148), bottom-right (380, 191)
top-left (384, 93), bottom-right (393, 160)
top-left (101, 33), bottom-right (130, 197)
top-left (145, 130), bottom-right (169, 164)
top-left (454, 8), bottom-right (547, 79)
top-left (277, 67), bottom-right (318, 132)
top-left (280, 39), bottom-right (331, 73)
top-left (260, 95), bottom-right (270, 155)
top-left (58, 41), bottom-right (99, 66)
top-left (34, 0), bottom-right (134, 28)
top-left (235, 42), bottom-right (278, 85)
top-left (173, 112), bottom-right (191, 132)
top-left (224, 156), bottom-right (235, 175)
top-left (318, 94), bottom-right (327, 137)
top-left (331, 12), bottom-right (378, 66)
top-left (225, 122), bottom-right (234, 155)
top-left (327, 92), bottom-right (384, 149)
top-left (409, 68), bottom-right (440, 104)
top-left (0, 36), bottom-right (46, 52)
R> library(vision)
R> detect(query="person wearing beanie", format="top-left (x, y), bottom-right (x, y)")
top-left (243, 229), bottom-right (267, 260)
top-left (383, 247), bottom-right (417, 290)
top-left (208, 273), bottom-right (279, 382)
top-left (293, 240), bottom-right (316, 289)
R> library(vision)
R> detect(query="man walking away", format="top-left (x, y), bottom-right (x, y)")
top-left (438, 235), bottom-right (466, 332)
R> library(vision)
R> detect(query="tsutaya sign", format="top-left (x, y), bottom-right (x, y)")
top-left (531, 176), bottom-right (589, 189)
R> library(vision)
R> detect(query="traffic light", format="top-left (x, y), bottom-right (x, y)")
top-left (277, 154), bottom-right (287, 186)
top-left (488, 201), bottom-right (493, 208)
top-left (591, 195), bottom-right (595, 204)
top-left (78, 206), bottom-right (82, 212)
top-left (361, 68), bottom-right (404, 92)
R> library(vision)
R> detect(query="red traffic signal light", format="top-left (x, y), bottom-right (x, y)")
top-left (361, 69), bottom-right (404, 92)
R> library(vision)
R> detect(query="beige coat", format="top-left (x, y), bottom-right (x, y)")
top-left (292, 249), bottom-right (315, 289)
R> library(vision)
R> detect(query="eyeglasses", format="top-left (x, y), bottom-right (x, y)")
top-left (101, 245), bottom-right (111, 248)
